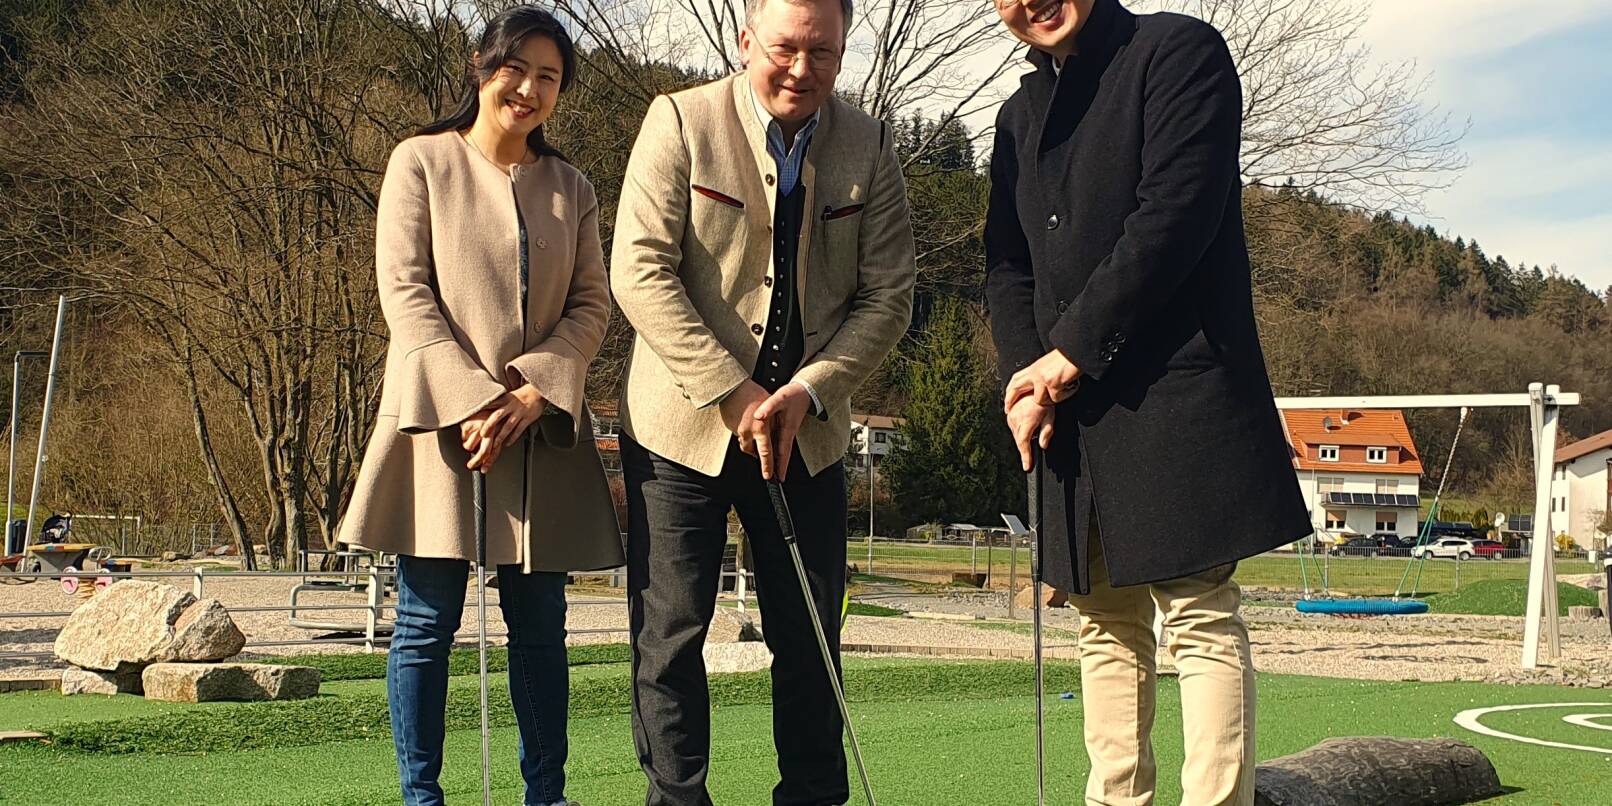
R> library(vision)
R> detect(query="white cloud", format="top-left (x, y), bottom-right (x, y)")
top-left (1363, 0), bottom-right (1612, 64)
top-left (1361, 0), bottom-right (1612, 289)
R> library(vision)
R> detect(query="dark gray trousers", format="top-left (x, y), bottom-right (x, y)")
top-left (622, 435), bottom-right (849, 806)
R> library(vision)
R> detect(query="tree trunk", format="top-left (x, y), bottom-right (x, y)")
top-left (1255, 737), bottom-right (1501, 806)
top-left (181, 355), bottom-right (255, 571)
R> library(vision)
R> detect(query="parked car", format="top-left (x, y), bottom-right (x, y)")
top-left (1469, 540), bottom-right (1508, 560)
top-left (1371, 533), bottom-right (1417, 556)
top-left (1333, 537), bottom-right (1384, 557)
top-left (1412, 538), bottom-right (1498, 561)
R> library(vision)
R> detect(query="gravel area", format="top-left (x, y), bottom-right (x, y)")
top-left (860, 584), bottom-right (1612, 688)
top-left (5, 566), bottom-right (1609, 688)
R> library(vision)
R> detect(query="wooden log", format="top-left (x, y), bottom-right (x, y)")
top-left (1255, 737), bottom-right (1501, 806)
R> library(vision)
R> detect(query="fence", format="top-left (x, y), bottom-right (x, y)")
top-left (33, 518), bottom-right (229, 558)
top-left (846, 533), bottom-right (1601, 600)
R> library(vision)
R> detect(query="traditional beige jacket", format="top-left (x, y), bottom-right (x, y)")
top-left (341, 131), bottom-right (624, 571)
top-left (611, 76), bottom-right (917, 476)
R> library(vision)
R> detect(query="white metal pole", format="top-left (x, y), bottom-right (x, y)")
top-left (1522, 383), bottom-right (1561, 668)
top-left (1543, 386), bottom-right (1562, 659)
top-left (22, 297), bottom-right (67, 551)
top-left (866, 456), bottom-right (875, 574)
top-left (5, 355), bottom-right (19, 553)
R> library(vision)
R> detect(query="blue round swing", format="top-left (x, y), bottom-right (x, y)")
top-left (1295, 597), bottom-right (1429, 615)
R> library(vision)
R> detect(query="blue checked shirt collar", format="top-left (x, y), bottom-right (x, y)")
top-left (748, 82), bottom-right (819, 196)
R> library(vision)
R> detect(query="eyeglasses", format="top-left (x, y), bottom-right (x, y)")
top-left (758, 44), bottom-right (840, 71)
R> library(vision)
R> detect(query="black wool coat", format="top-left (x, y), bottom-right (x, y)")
top-left (985, 0), bottom-right (1311, 594)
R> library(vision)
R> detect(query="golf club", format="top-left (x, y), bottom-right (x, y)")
top-left (764, 480), bottom-right (876, 806)
top-left (474, 469), bottom-right (492, 806)
top-left (1030, 447), bottom-right (1046, 806)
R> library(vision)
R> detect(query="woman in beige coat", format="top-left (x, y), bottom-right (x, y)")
top-left (339, 8), bottom-right (621, 805)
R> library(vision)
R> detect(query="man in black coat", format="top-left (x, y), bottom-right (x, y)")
top-left (985, 1), bottom-right (1311, 803)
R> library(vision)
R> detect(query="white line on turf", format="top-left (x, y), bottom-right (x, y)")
top-left (1454, 702), bottom-right (1612, 755)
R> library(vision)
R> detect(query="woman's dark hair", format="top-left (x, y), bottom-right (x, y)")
top-left (417, 6), bottom-right (576, 161)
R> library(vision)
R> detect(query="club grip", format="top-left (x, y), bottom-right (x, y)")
top-left (1027, 446), bottom-right (1042, 533)
top-left (472, 470), bottom-right (488, 567)
top-left (765, 480), bottom-right (796, 544)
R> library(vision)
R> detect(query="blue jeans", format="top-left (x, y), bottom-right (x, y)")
top-left (387, 554), bottom-right (571, 806)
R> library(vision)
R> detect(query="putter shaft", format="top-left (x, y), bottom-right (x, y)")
top-left (766, 481), bottom-right (876, 806)
top-left (475, 471), bottom-right (492, 806)
top-left (1030, 455), bottom-right (1046, 806)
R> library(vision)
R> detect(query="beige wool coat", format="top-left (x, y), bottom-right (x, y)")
top-left (612, 76), bottom-right (917, 477)
top-left (340, 131), bottom-right (624, 572)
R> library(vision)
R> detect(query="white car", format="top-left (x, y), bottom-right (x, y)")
top-left (1411, 538), bottom-right (1477, 560)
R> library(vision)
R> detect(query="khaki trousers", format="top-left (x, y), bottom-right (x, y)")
top-left (1069, 535), bottom-right (1256, 806)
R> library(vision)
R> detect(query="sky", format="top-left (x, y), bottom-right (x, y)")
top-left (1361, 0), bottom-right (1612, 292)
top-left (952, 0), bottom-right (1612, 293)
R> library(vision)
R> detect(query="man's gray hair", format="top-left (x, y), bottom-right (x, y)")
top-left (744, 0), bottom-right (855, 38)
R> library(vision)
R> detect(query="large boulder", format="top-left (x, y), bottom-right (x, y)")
top-left (61, 666), bottom-right (143, 696)
top-left (702, 642), bottom-right (773, 674)
top-left (53, 581), bottom-right (245, 672)
top-left (169, 598), bottom-right (246, 660)
top-left (1013, 583), bottom-right (1069, 611)
top-left (707, 607), bottom-right (764, 643)
top-left (141, 663), bottom-right (321, 703)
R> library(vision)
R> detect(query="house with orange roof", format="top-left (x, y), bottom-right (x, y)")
top-left (1550, 427), bottom-right (1612, 550)
top-left (1280, 409), bottom-right (1424, 543)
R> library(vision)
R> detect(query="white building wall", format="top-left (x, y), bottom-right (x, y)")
top-left (1553, 451), bottom-right (1611, 548)
top-left (1294, 469), bottom-right (1423, 541)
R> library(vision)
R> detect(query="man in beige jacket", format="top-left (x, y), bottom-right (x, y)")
top-left (610, 1), bottom-right (914, 802)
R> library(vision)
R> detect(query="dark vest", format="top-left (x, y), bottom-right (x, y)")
top-left (752, 178), bottom-right (807, 392)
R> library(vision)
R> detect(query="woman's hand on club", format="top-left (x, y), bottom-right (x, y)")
top-left (461, 384), bottom-right (546, 472)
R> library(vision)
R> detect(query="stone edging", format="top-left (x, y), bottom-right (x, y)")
top-left (0, 677), bottom-right (59, 694)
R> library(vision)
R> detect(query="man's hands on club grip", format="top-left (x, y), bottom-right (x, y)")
top-left (1004, 348), bottom-right (1079, 472)
top-left (721, 379), bottom-right (812, 481)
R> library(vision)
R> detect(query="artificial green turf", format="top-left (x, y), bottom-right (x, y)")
top-left (13, 659), bottom-right (1084, 754)
top-left (255, 642), bottom-right (632, 681)
top-left (1, 667), bottom-right (1607, 804)
top-left (844, 602), bottom-right (905, 618)
top-left (1424, 579), bottom-right (1600, 617)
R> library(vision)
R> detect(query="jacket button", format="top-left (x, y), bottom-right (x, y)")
top-left (766, 174), bottom-right (776, 186)
top-left (535, 238), bottom-right (547, 250)
top-left (752, 324), bottom-right (764, 335)
top-left (1056, 300), bottom-right (1068, 314)
top-left (1046, 213), bottom-right (1060, 230)
top-left (763, 276), bottom-right (773, 287)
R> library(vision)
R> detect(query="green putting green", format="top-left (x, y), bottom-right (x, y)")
top-left (1, 656), bottom-right (1607, 804)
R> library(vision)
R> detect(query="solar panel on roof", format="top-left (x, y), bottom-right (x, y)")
top-left (1396, 494), bottom-right (1418, 507)
top-left (1353, 493), bottom-right (1375, 505)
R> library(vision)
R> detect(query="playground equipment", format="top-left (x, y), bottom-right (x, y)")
top-left (1276, 385), bottom-right (1577, 669)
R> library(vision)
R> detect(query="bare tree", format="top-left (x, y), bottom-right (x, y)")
top-left (550, 0), bottom-right (1017, 166)
top-left (4, 0), bottom-right (416, 566)
top-left (1137, 0), bottom-right (1466, 212)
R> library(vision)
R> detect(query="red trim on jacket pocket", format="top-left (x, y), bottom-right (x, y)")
top-left (692, 184), bottom-right (744, 209)
top-left (821, 203), bottom-right (864, 221)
